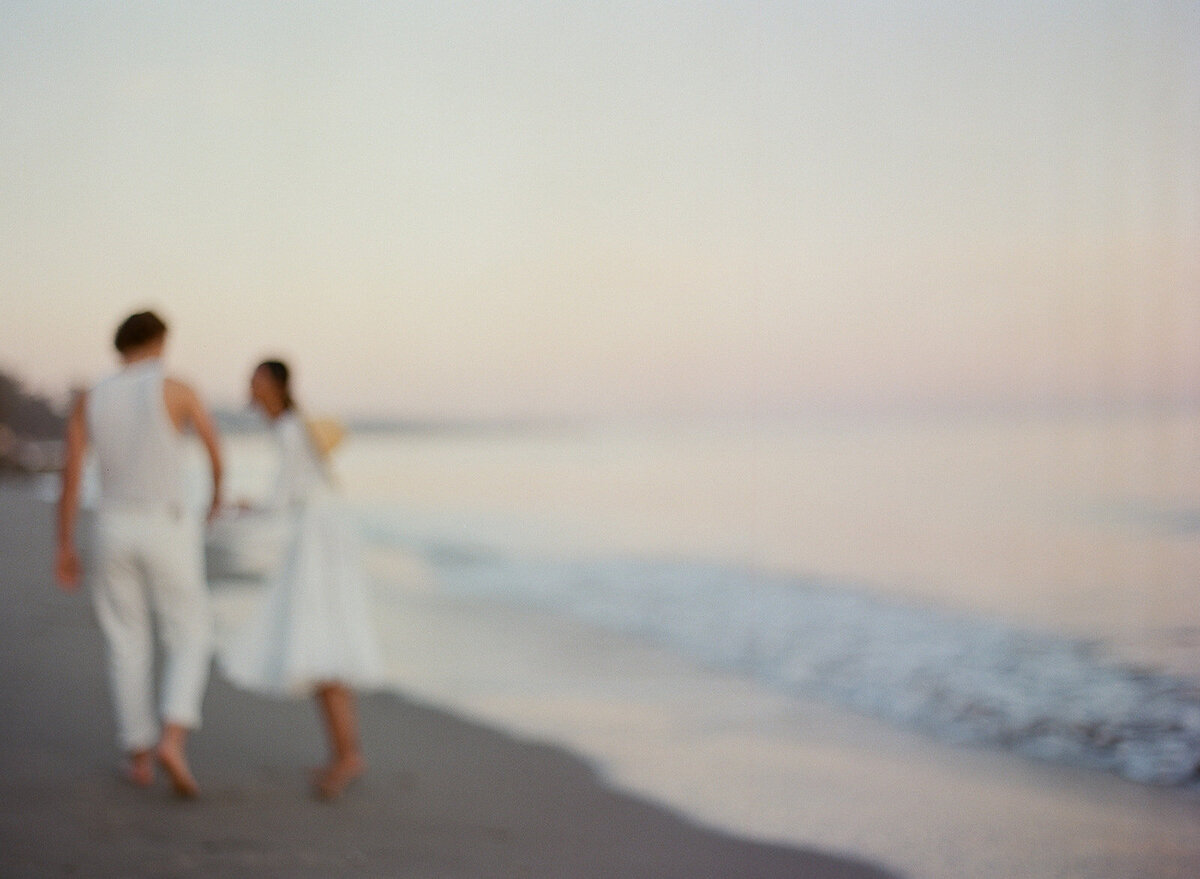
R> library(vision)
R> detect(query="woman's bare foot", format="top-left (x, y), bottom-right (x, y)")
top-left (126, 750), bottom-right (155, 788)
top-left (314, 754), bottom-right (365, 801)
top-left (156, 742), bottom-right (200, 799)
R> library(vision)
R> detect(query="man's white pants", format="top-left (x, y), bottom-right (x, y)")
top-left (91, 509), bottom-right (212, 752)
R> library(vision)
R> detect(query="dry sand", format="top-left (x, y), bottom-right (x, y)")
top-left (0, 483), bottom-right (896, 879)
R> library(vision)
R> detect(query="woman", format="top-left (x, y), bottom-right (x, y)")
top-left (221, 360), bottom-right (384, 800)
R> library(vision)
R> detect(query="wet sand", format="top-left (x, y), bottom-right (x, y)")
top-left (0, 483), bottom-right (896, 878)
top-left (352, 549), bottom-right (1200, 879)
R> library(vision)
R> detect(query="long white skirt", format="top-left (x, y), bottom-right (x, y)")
top-left (220, 499), bottom-right (385, 698)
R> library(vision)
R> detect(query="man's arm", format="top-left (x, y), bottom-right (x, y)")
top-left (165, 378), bottom-right (223, 521)
top-left (191, 392), bottom-right (223, 521)
top-left (55, 393), bottom-right (87, 589)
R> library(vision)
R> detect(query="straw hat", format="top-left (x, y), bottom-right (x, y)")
top-left (305, 417), bottom-right (346, 458)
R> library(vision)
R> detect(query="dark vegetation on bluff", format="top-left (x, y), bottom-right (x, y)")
top-left (0, 369), bottom-right (64, 472)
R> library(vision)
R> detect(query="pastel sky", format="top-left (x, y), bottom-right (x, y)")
top-left (2, 1), bottom-right (1197, 419)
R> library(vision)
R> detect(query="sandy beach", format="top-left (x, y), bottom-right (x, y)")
top-left (0, 482), bottom-right (897, 879)
top-left (6, 480), bottom-right (1200, 879)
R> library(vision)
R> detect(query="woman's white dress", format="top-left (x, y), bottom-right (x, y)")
top-left (221, 412), bottom-right (384, 697)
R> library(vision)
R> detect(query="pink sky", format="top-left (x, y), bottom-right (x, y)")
top-left (2, 2), bottom-right (1197, 419)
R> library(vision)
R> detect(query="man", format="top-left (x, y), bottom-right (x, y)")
top-left (56, 310), bottom-right (222, 797)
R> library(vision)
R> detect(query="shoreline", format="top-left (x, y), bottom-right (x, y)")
top-left (0, 482), bottom-right (896, 878)
top-left (8, 479), bottom-right (1200, 877)
top-left (347, 543), bottom-right (1200, 879)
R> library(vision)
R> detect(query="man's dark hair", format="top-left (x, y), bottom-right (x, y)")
top-left (114, 311), bottom-right (168, 353)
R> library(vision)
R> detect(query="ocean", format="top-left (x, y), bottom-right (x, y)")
top-left (214, 408), bottom-right (1200, 789)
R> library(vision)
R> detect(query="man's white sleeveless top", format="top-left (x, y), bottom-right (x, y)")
top-left (87, 359), bottom-right (186, 512)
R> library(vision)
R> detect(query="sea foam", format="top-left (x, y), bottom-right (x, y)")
top-left (363, 514), bottom-right (1200, 787)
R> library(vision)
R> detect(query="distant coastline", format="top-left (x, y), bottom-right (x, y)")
top-left (0, 367), bottom-right (65, 473)
top-left (213, 408), bottom-right (586, 439)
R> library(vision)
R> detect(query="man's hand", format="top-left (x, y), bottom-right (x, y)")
top-left (55, 542), bottom-right (81, 590)
top-left (206, 493), bottom-right (223, 524)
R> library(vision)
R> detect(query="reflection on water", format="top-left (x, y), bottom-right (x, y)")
top-left (215, 409), bottom-right (1200, 784)
top-left (332, 411), bottom-right (1200, 670)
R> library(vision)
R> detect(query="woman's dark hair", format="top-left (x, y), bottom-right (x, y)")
top-left (114, 311), bottom-right (167, 353)
top-left (258, 359), bottom-right (296, 410)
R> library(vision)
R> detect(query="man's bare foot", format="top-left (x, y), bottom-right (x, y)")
top-left (156, 744), bottom-right (200, 799)
top-left (314, 755), bottom-right (365, 801)
top-left (126, 750), bottom-right (155, 788)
